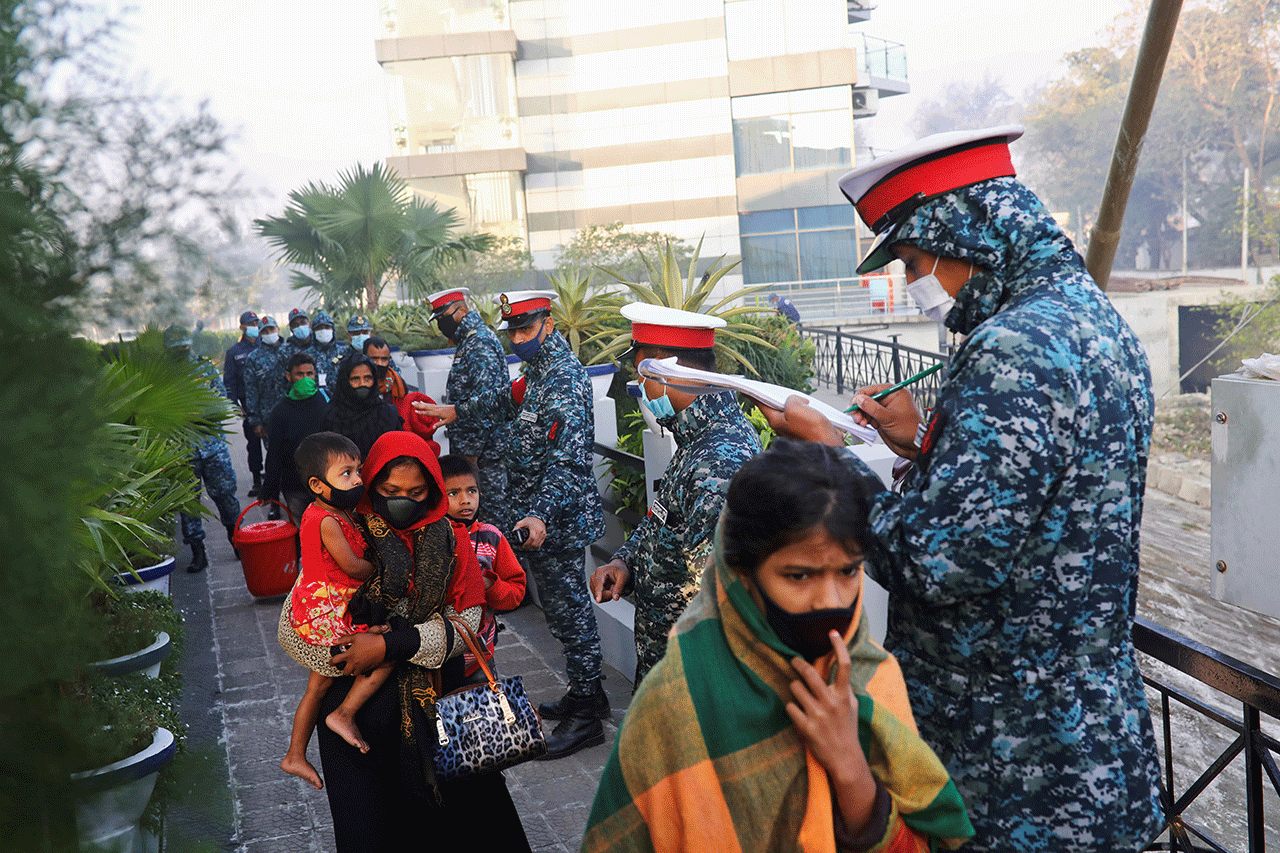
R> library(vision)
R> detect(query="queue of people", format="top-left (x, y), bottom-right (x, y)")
top-left (186, 122), bottom-right (1167, 853)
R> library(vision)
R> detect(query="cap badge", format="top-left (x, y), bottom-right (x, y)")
top-left (499, 294), bottom-right (512, 316)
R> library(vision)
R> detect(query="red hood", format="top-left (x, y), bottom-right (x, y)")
top-left (357, 430), bottom-right (447, 528)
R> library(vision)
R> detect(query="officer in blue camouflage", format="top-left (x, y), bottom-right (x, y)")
top-left (769, 127), bottom-right (1163, 852)
top-left (308, 309), bottom-right (351, 397)
top-left (589, 303), bottom-right (760, 685)
top-left (164, 325), bottom-right (240, 573)
top-left (416, 290), bottom-right (606, 761)
top-left (243, 315), bottom-right (287, 444)
top-left (223, 310), bottom-right (262, 495)
top-left (426, 286), bottom-right (511, 531)
top-left (279, 307), bottom-right (313, 363)
top-left (345, 313), bottom-right (373, 354)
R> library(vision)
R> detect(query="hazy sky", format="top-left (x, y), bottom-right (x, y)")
top-left (118, 0), bottom-right (1133, 221)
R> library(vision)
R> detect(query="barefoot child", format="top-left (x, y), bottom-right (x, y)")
top-left (281, 431), bottom-right (390, 788)
top-left (439, 454), bottom-right (526, 678)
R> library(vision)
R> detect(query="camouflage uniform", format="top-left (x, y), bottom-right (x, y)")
top-left (179, 356), bottom-right (240, 544)
top-left (308, 310), bottom-right (352, 397)
top-left (850, 177), bottom-right (1163, 852)
top-left (279, 333), bottom-right (313, 366)
top-left (455, 329), bottom-right (604, 691)
top-left (612, 391), bottom-right (760, 683)
top-left (446, 309), bottom-right (511, 530)
top-left (243, 342), bottom-right (287, 433)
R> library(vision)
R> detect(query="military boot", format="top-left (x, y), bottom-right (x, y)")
top-left (538, 679), bottom-right (610, 721)
top-left (185, 541), bottom-right (208, 573)
top-left (248, 471), bottom-right (262, 498)
top-left (538, 712), bottom-right (605, 761)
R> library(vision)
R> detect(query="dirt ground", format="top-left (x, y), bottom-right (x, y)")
top-left (1152, 393), bottom-right (1211, 461)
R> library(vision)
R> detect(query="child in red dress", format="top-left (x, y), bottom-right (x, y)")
top-left (280, 432), bottom-right (388, 789)
top-left (439, 454), bottom-right (526, 678)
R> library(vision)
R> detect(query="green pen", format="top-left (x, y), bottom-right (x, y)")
top-left (844, 362), bottom-right (945, 413)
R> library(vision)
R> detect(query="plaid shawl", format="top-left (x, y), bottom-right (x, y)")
top-left (582, 532), bottom-right (973, 853)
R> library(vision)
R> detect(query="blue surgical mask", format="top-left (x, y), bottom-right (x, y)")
top-left (245, 326), bottom-right (259, 339)
top-left (351, 333), bottom-right (370, 351)
top-left (511, 318), bottom-right (546, 363)
top-left (292, 324), bottom-right (311, 341)
top-left (906, 256), bottom-right (955, 325)
top-left (640, 381), bottom-right (676, 419)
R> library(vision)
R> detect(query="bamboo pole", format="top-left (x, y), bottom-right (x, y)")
top-left (1086, 0), bottom-right (1184, 290)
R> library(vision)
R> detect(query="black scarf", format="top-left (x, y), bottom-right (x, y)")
top-left (349, 511), bottom-right (456, 802)
top-left (321, 355), bottom-right (403, 458)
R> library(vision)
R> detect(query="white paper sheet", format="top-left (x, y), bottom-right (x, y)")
top-left (637, 357), bottom-right (880, 444)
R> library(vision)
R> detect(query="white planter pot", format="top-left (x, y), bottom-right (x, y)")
top-left (110, 556), bottom-right (176, 597)
top-left (409, 347), bottom-right (455, 373)
top-left (91, 632), bottom-right (172, 680)
top-left (74, 727), bottom-right (176, 853)
top-left (585, 363), bottom-right (619, 400)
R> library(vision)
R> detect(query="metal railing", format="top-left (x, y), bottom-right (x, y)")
top-left (858, 33), bottom-right (908, 82)
top-left (747, 275), bottom-right (918, 324)
top-left (1136, 616), bottom-right (1280, 852)
top-left (800, 325), bottom-right (947, 409)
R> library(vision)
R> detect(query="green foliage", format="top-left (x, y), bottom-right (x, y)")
top-left (440, 233), bottom-right (537, 297)
top-left (367, 302), bottom-right (452, 352)
top-left (606, 407), bottom-right (649, 536)
top-left (719, 314), bottom-right (816, 393)
top-left (547, 268), bottom-right (625, 362)
top-left (192, 328), bottom-right (241, 363)
top-left (556, 221), bottom-right (695, 282)
top-left (596, 238), bottom-right (774, 373)
top-left (1209, 272), bottom-right (1280, 375)
top-left (255, 162), bottom-right (495, 311)
top-left (93, 590), bottom-right (185, 667)
top-left (742, 403), bottom-right (778, 448)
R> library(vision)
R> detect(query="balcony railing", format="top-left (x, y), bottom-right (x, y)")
top-left (858, 33), bottom-right (908, 83)
top-left (747, 275), bottom-right (918, 324)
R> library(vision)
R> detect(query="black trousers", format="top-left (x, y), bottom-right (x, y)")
top-left (316, 667), bottom-right (533, 853)
top-left (242, 419), bottom-right (263, 476)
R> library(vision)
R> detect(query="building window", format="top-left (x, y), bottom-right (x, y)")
top-left (739, 205), bottom-right (860, 285)
top-left (731, 88), bottom-right (852, 177)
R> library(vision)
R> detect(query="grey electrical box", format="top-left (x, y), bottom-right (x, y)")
top-left (1210, 374), bottom-right (1280, 619)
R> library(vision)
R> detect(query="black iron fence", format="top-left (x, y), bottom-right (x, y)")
top-left (1136, 616), bottom-right (1280, 852)
top-left (800, 324), bottom-right (948, 410)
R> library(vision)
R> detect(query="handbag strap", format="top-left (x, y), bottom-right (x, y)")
top-left (446, 615), bottom-right (499, 690)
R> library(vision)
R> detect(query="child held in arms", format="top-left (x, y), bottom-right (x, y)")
top-left (280, 432), bottom-right (388, 789)
top-left (439, 454), bottom-right (526, 679)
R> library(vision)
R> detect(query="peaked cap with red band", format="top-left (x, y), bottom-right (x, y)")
top-left (426, 286), bottom-right (470, 317)
top-left (621, 303), bottom-right (725, 352)
top-left (839, 125), bottom-right (1023, 274)
top-left (495, 289), bottom-right (557, 330)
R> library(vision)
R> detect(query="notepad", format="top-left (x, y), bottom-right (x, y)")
top-left (637, 357), bottom-right (881, 444)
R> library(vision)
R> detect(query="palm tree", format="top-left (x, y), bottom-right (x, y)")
top-left (254, 162), bottom-right (493, 311)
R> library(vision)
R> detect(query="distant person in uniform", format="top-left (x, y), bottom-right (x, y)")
top-left (243, 315), bottom-right (286, 446)
top-left (281, 307), bottom-right (314, 362)
top-left (165, 324), bottom-right (240, 572)
top-left (770, 292), bottom-right (801, 322)
top-left (224, 310), bottom-right (263, 496)
top-left (427, 286), bottom-right (512, 531)
top-left (415, 290), bottom-right (607, 761)
top-left (589, 303), bottom-right (760, 685)
top-left (309, 309), bottom-right (351, 397)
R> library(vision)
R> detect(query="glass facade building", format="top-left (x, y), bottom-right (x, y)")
top-left (376, 0), bottom-right (906, 292)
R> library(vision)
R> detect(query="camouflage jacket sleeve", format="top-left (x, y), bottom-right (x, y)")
top-left (525, 366), bottom-right (595, 525)
top-left (858, 319), bottom-right (1076, 605)
top-left (243, 354), bottom-right (265, 429)
top-left (448, 316), bottom-right (511, 456)
top-left (453, 367), bottom-right (516, 426)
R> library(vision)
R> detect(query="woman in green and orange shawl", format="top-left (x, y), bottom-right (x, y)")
top-left (582, 440), bottom-right (973, 853)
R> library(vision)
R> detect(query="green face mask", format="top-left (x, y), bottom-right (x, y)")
top-left (287, 376), bottom-right (318, 400)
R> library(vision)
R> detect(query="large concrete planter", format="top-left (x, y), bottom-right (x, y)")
top-left (73, 727), bottom-right (176, 853)
top-left (91, 631), bottom-right (172, 680)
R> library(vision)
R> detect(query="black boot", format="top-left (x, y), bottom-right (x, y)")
top-left (225, 524), bottom-right (240, 560)
top-left (248, 471), bottom-right (262, 498)
top-left (185, 541), bottom-right (208, 573)
top-left (538, 713), bottom-right (605, 761)
top-left (538, 679), bottom-right (610, 721)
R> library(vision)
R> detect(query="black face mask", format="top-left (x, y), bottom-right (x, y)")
top-left (372, 364), bottom-right (389, 385)
top-left (371, 491), bottom-right (431, 530)
top-left (436, 313), bottom-right (460, 341)
top-left (352, 385), bottom-right (374, 400)
top-left (758, 586), bottom-right (855, 663)
top-left (319, 478), bottom-right (365, 511)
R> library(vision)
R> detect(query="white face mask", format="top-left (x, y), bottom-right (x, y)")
top-left (260, 331), bottom-right (280, 345)
top-left (314, 328), bottom-right (334, 344)
top-left (906, 256), bottom-right (955, 325)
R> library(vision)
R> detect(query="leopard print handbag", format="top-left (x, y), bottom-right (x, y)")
top-left (431, 616), bottom-right (547, 781)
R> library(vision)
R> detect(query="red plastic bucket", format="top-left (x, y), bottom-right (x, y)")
top-left (231, 500), bottom-right (299, 597)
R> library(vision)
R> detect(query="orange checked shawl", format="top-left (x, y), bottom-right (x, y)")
top-left (581, 530), bottom-right (973, 853)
